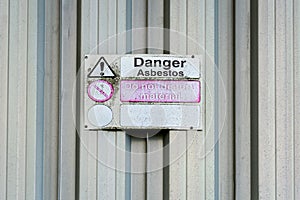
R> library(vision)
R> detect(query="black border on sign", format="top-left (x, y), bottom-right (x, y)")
top-left (88, 56), bottom-right (116, 78)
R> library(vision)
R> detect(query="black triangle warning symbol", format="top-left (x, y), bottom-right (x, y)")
top-left (88, 57), bottom-right (116, 78)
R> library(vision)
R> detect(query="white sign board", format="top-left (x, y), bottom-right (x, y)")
top-left (84, 54), bottom-right (203, 130)
top-left (121, 56), bottom-right (200, 78)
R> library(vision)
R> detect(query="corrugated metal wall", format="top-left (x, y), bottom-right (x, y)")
top-left (78, 0), bottom-right (233, 199)
top-left (235, 0), bottom-right (300, 199)
top-left (0, 0), bottom-right (77, 199)
top-left (257, 0), bottom-right (300, 199)
top-left (0, 0), bottom-right (299, 199)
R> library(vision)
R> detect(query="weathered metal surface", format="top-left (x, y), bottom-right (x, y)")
top-left (235, 0), bottom-right (251, 199)
top-left (58, 0), bottom-right (77, 199)
top-left (258, 0), bottom-right (276, 199)
top-left (2, 0), bottom-right (299, 199)
top-left (0, 0), bottom-right (9, 198)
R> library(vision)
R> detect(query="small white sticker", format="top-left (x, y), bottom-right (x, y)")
top-left (88, 105), bottom-right (113, 127)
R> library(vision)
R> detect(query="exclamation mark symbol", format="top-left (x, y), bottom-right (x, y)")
top-left (100, 62), bottom-right (104, 76)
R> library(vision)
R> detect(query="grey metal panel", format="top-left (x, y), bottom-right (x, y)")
top-left (116, 131), bottom-right (126, 200)
top-left (0, 0), bottom-right (9, 198)
top-left (169, 131), bottom-right (187, 200)
top-left (146, 135), bottom-right (163, 200)
top-left (186, 131), bottom-right (205, 199)
top-left (78, 0), bottom-right (90, 196)
top-left (117, 0), bottom-right (127, 54)
top-left (6, 0), bottom-right (28, 199)
top-left (26, 0), bottom-right (38, 198)
top-left (147, 0), bottom-right (164, 54)
top-left (258, 0), bottom-right (299, 199)
top-left (275, 0), bottom-right (294, 198)
top-left (58, 0), bottom-right (77, 199)
top-left (235, 0), bottom-right (251, 199)
top-left (132, 0), bottom-right (147, 53)
top-left (295, 0), bottom-right (300, 198)
top-left (186, 0), bottom-right (206, 199)
top-left (98, 131), bottom-right (116, 200)
top-left (79, 133), bottom-right (98, 199)
top-left (107, 0), bottom-right (117, 53)
top-left (98, 0), bottom-right (108, 53)
top-left (36, 0), bottom-right (46, 198)
top-left (78, 133), bottom-right (92, 199)
top-left (43, 0), bottom-right (60, 199)
top-left (169, 0), bottom-right (186, 54)
top-left (1, 1), bottom-right (300, 199)
top-left (258, 0), bottom-right (276, 199)
top-left (1, 0), bottom-right (60, 199)
top-left (80, 0), bottom-right (98, 199)
top-left (88, 132), bottom-right (98, 200)
top-left (131, 138), bottom-right (147, 200)
top-left (205, 0), bottom-right (216, 199)
top-left (218, 0), bottom-right (234, 199)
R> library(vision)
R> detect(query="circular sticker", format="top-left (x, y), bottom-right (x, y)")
top-left (87, 105), bottom-right (113, 127)
top-left (88, 80), bottom-right (114, 102)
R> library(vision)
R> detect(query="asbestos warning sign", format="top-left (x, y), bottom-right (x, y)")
top-left (84, 54), bottom-right (203, 130)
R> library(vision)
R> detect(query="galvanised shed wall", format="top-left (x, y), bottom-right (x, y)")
top-left (0, 0), bottom-right (299, 200)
